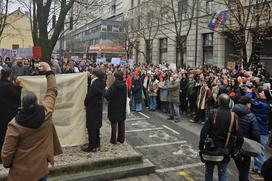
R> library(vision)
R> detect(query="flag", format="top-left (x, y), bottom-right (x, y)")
top-left (208, 11), bottom-right (228, 31)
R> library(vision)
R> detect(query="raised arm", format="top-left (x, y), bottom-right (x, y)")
top-left (40, 62), bottom-right (58, 114)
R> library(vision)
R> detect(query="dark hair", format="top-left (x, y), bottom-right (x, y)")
top-left (1, 66), bottom-right (12, 80)
top-left (239, 96), bottom-right (252, 105)
top-left (114, 71), bottom-right (124, 81)
top-left (22, 92), bottom-right (38, 111)
top-left (218, 93), bottom-right (230, 107)
top-left (92, 68), bottom-right (103, 79)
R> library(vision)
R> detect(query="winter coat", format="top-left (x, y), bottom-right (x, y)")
top-left (197, 85), bottom-right (212, 110)
top-left (1, 73), bottom-right (63, 181)
top-left (105, 80), bottom-right (127, 123)
top-left (232, 104), bottom-right (260, 142)
top-left (84, 77), bottom-right (105, 129)
top-left (0, 79), bottom-right (21, 161)
top-left (187, 80), bottom-right (196, 97)
top-left (125, 75), bottom-right (132, 91)
top-left (168, 79), bottom-right (180, 103)
top-left (132, 77), bottom-right (142, 103)
top-left (199, 106), bottom-right (243, 162)
top-left (148, 79), bottom-right (159, 97)
top-left (159, 79), bottom-right (169, 102)
top-left (251, 99), bottom-right (270, 135)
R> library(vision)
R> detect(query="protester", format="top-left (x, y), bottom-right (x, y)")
top-left (167, 73), bottom-right (181, 123)
top-left (83, 68), bottom-right (105, 152)
top-left (0, 67), bottom-right (22, 162)
top-left (1, 62), bottom-right (62, 181)
top-left (261, 156), bottom-right (272, 181)
top-left (251, 87), bottom-right (271, 180)
top-left (51, 58), bottom-right (62, 74)
top-left (105, 72), bottom-right (127, 144)
top-left (131, 71), bottom-right (142, 112)
top-left (199, 94), bottom-right (243, 181)
top-left (148, 75), bottom-right (159, 111)
top-left (12, 59), bottom-right (28, 80)
top-left (232, 96), bottom-right (260, 181)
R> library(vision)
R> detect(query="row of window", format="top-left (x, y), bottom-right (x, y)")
top-left (135, 33), bottom-right (214, 65)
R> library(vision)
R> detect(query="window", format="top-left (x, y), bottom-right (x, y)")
top-left (159, 38), bottom-right (168, 63)
top-left (138, 0), bottom-right (141, 5)
top-left (160, 12), bottom-right (167, 24)
top-left (107, 25), bottom-right (112, 32)
top-left (176, 36), bottom-right (187, 67)
top-left (101, 25), bottom-right (107, 32)
top-left (206, 0), bottom-right (214, 14)
top-left (112, 0), bottom-right (116, 14)
top-left (131, 0), bottom-right (134, 8)
top-left (113, 25), bottom-right (119, 32)
top-left (145, 39), bottom-right (153, 64)
top-left (178, 0), bottom-right (188, 20)
top-left (203, 33), bottom-right (213, 46)
top-left (12, 44), bottom-right (19, 50)
top-left (203, 33), bottom-right (214, 65)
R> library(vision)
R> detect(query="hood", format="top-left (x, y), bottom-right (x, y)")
top-left (16, 105), bottom-right (45, 129)
top-left (232, 104), bottom-right (250, 116)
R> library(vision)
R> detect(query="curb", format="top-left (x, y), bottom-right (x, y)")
top-left (49, 159), bottom-right (155, 181)
top-left (0, 155), bottom-right (143, 181)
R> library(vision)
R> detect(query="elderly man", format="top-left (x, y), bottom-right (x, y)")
top-left (1, 62), bottom-right (62, 181)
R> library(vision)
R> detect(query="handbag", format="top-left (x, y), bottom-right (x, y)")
top-left (240, 137), bottom-right (261, 157)
top-left (200, 111), bottom-right (235, 163)
top-left (126, 88), bottom-right (131, 115)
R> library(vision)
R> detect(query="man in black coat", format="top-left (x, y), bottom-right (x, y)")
top-left (83, 68), bottom-right (105, 152)
top-left (105, 72), bottom-right (127, 144)
top-left (0, 67), bottom-right (22, 162)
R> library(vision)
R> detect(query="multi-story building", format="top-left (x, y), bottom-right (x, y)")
top-left (0, 8), bottom-right (33, 49)
top-left (55, 0), bottom-right (129, 61)
top-left (127, 0), bottom-right (272, 68)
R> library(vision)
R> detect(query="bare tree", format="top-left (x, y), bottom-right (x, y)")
top-left (0, 0), bottom-right (9, 40)
top-left (126, 0), bottom-right (161, 64)
top-left (204, 0), bottom-right (272, 66)
top-left (157, 0), bottom-right (197, 67)
top-left (16, 0), bottom-right (109, 62)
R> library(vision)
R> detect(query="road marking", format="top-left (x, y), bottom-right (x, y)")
top-left (179, 171), bottom-right (195, 181)
top-left (149, 130), bottom-right (178, 141)
top-left (138, 112), bottom-right (150, 119)
top-left (135, 141), bottom-right (187, 149)
top-left (125, 127), bottom-right (163, 133)
top-left (126, 117), bottom-right (147, 121)
top-left (155, 162), bottom-right (204, 173)
top-left (162, 125), bottom-right (180, 135)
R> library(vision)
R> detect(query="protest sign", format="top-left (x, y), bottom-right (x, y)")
top-left (111, 57), bottom-right (121, 65)
top-left (169, 63), bottom-right (177, 71)
top-left (33, 46), bottom-right (42, 59)
top-left (17, 48), bottom-right (33, 58)
top-left (18, 73), bottom-right (88, 147)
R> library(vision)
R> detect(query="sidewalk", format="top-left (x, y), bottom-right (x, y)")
top-left (0, 120), bottom-right (148, 180)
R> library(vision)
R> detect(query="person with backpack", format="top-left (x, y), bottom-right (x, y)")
top-left (232, 96), bottom-right (260, 181)
top-left (199, 94), bottom-right (243, 181)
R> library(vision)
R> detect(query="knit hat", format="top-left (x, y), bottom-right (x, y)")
top-left (133, 71), bottom-right (139, 77)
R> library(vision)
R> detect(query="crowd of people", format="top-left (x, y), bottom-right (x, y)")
top-left (1, 56), bottom-right (272, 180)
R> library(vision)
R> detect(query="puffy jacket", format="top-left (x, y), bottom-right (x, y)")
top-left (251, 99), bottom-right (270, 136)
top-left (232, 104), bottom-right (260, 142)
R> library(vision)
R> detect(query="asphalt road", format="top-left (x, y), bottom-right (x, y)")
top-left (124, 109), bottom-right (244, 181)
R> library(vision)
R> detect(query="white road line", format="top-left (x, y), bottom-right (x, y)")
top-left (155, 162), bottom-right (204, 173)
top-left (138, 112), bottom-right (150, 119)
top-left (126, 117), bottom-right (147, 121)
top-left (162, 125), bottom-right (180, 135)
top-left (135, 141), bottom-right (187, 149)
top-left (125, 127), bottom-right (163, 133)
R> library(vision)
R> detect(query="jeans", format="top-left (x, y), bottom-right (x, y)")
top-left (169, 102), bottom-right (180, 120)
top-left (149, 96), bottom-right (157, 110)
top-left (39, 176), bottom-right (47, 181)
top-left (254, 135), bottom-right (269, 173)
top-left (234, 155), bottom-right (251, 181)
top-left (131, 96), bottom-right (142, 112)
top-left (205, 162), bottom-right (228, 181)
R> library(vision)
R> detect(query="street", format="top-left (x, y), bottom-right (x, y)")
top-left (123, 109), bottom-right (241, 181)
